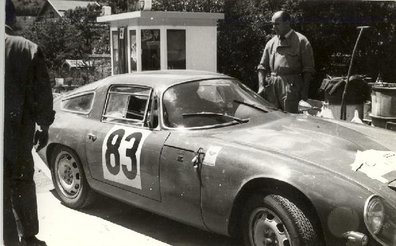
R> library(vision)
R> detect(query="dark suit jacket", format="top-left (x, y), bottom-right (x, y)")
top-left (4, 26), bottom-right (55, 161)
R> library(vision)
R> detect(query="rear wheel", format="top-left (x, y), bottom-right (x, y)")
top-left (242, 193), bottom-right (322, 246)
top-left (50, 145), bottom-right (94, 208)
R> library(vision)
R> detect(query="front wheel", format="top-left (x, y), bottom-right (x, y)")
top-left (242, 193), bottom-right (322, 246)
top-left (50, 145), bottom-right (94, 208)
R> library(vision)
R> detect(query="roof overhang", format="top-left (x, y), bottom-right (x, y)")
top-left (97, 11), bottom-right (224, 26)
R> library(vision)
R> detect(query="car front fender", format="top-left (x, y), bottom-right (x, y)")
top-left (199, 145), bottom-right (373, 245)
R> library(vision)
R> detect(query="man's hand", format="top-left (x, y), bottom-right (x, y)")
top-left (257, 86), bottom-right (265, 96)
top-left (257, 67), bottom-right (266, 97)
top-left (34, 126), bottom-right (49, 152)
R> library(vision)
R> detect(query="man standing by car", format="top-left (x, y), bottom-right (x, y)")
top-left (257, 10), bottom-right (315, 113)
top-left (4, 0), bottom-right (55, 245)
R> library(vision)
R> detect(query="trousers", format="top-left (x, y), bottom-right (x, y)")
top-left (261, 73), bottom-right (303, 113)
top-left (3, 121), bottom-right (39, 244)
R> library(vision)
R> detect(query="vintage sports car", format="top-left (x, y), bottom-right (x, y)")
top-left (38, 70), bottom-right (396, 246)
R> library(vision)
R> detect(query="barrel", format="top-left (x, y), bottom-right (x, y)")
top-left (370, 84), bottom-right (396, 130)
top-left (327, 104), bottom-right (364, 121)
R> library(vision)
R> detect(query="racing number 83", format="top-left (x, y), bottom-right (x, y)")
top-left (105, 129), bottom-right (142, 180)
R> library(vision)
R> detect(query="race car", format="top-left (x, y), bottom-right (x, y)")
top-left (37, 70), bottom-right (396, 246)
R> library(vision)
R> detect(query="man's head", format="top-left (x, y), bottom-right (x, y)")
top-left (271, 11), bottom-right (291, 37)
top-left (6, 0), bottom-right (16, 27)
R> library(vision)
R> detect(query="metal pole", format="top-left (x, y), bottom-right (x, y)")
top-left (340, 26), bottom-right (370, 120)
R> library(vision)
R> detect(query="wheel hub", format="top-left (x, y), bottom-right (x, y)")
top-left (62, 166), bottom-right (73, 185)
top-left (251, 209), bottom-right (291, 246)
top-left (56, 152), bottom-right (81, 198)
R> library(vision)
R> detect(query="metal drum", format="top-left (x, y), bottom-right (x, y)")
top-left (370, 83), bottom-right (396, 130)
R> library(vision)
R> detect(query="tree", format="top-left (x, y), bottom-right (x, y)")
top-left (297, 1), bottom-right (396, 96)
top-left (63, 4), bottom-right (109, 62)
top-left (100, 0), bottom-right (139, 13)
top-left (152, 0), bottom-right (223, 12)
top-left (22, 4), bottom-right (110, 81)
top-left (14, 0), bottom-right (42, 16)
top-left (23, 18), bottom-right (74, 73)
top-left (19, 0), bottom-right (396, 93)
top-left (218, 0), bottom-right (396, 97)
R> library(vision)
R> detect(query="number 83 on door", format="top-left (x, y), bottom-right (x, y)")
top-left (101, 126), bottom-right (151, 189)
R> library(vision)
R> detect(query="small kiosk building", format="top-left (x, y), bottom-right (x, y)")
top-left (97, 11), bottom-right (224, 75)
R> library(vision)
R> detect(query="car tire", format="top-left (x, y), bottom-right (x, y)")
top-left (50, 145), bottom-right (94, 209)
top-left (242, 193), bottom-right (322, 246)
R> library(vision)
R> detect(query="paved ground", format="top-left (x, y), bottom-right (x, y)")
top-left (32, 151), bottom-right (239, 246)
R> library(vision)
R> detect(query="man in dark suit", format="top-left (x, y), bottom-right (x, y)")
top-left (4, 0), bottom-right (55, 245)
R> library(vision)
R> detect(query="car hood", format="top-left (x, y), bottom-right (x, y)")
top-left (208, 112), bottom-right (396, 194)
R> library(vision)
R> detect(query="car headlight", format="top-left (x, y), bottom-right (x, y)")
top-left (364, 195), bottom-right (396, 245)
top-left (365, 196), bottom-right (385, 234)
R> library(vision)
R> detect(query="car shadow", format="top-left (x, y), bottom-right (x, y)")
top-left (50, 190), bottom-right (240, 246)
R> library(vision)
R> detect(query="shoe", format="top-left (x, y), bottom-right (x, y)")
top-left (19, 236), bottom-right (47, 246)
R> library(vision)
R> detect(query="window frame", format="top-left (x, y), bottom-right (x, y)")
top-left (102, 84), bottom-right (153, 127)
top-left (129, 29), bottom-right (137, 72)
top-left (60, 91), bottom-right (95, 115)
top-left (111, 29), bottom-right (119, 75)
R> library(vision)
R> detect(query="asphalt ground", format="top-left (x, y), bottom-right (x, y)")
top-left (32, 151), bottom-right (239, 246)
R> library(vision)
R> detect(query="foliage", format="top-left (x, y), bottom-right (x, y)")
top-left (152, 0), bottom-right (223, 12)
top-left (218, 0), bottom-right (396, 97)
top-left (63, 4), bottom-right (109, 59)
top-left (101, 0), bottom-right (138, 13)
top-left (299, 1), bottom-right (396, 96)
top-left (23, 18), bottom-right (73, 71)
top-left (13, 0), bottom-right (43, 16)
top-left (21, 3), bottom-right (110, 82)
top-left (16, 0), bottom-right (396, 96)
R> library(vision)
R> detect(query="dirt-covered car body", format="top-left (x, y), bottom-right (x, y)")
top-left (38, 70), bottom-right (396, 246)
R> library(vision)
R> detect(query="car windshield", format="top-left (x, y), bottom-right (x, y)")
top-left (162, 79), bottom-right (275, 128)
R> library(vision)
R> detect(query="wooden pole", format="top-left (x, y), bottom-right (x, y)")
top-left (340, 26), bottom-right (369, 120)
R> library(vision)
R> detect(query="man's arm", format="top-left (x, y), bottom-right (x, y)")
top-left (300, 38), bottom-right (315, 101)
top-left (32, 47), bottom-right (55, 127)
top-left (257, 46), bottom-right (270, 95)
top-left (257, 65), bottom-right (267, 95)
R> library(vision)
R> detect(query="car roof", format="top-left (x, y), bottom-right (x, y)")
top-left (66, 70), bottom-right (231, 96)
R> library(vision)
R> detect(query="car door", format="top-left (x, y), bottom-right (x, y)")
top-left (157, 130), bottom-right (210, 229)
top-left (85, 85), bottom-right (168, 201)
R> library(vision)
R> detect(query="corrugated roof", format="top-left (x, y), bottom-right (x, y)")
top-left (47, 0), bottom-right (99, 17)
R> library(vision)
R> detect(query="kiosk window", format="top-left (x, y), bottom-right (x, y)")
top-left (167, 30), bottom-right (186, 69)
top-left (141, 29), bottom-right (160, 71)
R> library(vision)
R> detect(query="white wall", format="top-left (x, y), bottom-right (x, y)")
top-left (186, 26), bottom-right (217, 72)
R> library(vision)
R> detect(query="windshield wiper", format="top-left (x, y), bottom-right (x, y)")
top-left (233, 100), bottom-right (269, 113)
top-left (182, 112), bottom-right (249, 124)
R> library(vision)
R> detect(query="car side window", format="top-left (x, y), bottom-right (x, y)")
top-left (61, 93), bottom-right (94, 114)
top-left (102, 85), bottom-right (152, 126)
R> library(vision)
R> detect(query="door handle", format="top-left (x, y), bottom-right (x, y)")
top-left (192, 147), bottom-right (205, 169)
top-left (88, 133), bottom-right (97, 142)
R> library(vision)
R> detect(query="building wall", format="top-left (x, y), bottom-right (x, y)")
top-left (186, 26), bottom-right (217, 72)
top-left (110, 24), bottom-right (219, 74)
top-left (99, 12), bottom-right (223, 74)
